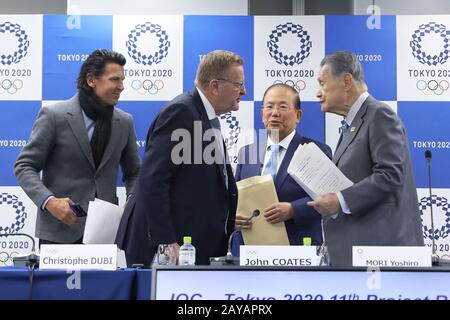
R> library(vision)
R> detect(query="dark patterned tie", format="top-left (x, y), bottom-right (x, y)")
top-left (210, 117), bottom-right (228, 189)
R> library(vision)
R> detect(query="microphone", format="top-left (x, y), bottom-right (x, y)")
top-left (210, 209), bottom-right (261, 265)
top-left (0, 233), bottom-right (39, 267)
top-left (425, 150), bottom-right (440, 266)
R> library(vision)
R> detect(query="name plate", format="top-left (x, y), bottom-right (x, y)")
top-left (240, 245), bottom-right (320, 266)
top-left (352, 246), bottom-right (432, 267)
top-left (40, 244), bottom-right (117, 270)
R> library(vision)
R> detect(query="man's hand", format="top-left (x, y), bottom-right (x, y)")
top-left (307, 193), bottom-right (341, 216)
top-left (235, 213), bottom-right (253, 230)
top-left (171, 242), bottom-right (181, 265)
top-left (263, 202), bottom-right (294, 224)
top-left (45, 198), bottom-right (78, 225)
top-left (171, 242), bottom-right (180, 257)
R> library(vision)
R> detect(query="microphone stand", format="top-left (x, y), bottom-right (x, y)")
top-left (0, 233), bottom-right (39, 268)
top-left (0, 233), bottom-right (39, 300)
top-left (210, 209), bottom-right (260, 265)
top-left (425, 151), bottom-right (440, 266)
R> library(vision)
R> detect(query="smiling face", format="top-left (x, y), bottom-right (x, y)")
top-left (213, 63), bottom-right (246, 114)
top-left (262, 85), bottom-right (301, 142)
top-left (316, 64), bottom-right (346, 115)
top-left (87, 62), bottom-right (125, 106)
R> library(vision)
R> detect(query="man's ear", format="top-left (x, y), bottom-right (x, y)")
top-left (86, 74), bottom-right (96, 89)
top-left (296, 109), bottom-right (303, 123)
top-left (209, 79), bottom-right (220, 95)
top-left (343, 73), bottom-right (353, 91)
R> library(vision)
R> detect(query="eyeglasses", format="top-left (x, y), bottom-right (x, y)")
top-left (216, 78), bottom-right (245, 89)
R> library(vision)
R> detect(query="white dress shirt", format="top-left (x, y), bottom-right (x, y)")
top-left (262, 130), bottom-right (296, 175)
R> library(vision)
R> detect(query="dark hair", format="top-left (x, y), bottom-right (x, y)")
top-left (77, 49), bottom-right (126, 90)
top-left (262, 83), bottom-right (301, 110)
top-left (320, 50), bottom-right (364, 83)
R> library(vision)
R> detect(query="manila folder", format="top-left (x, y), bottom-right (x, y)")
top-left (237, 175), bottom-right (289, 245)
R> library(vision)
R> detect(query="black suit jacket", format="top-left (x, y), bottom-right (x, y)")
top-left (235, 133), bottom-right (332, 246)
top-left (116, 89), bottom-right (238, 265)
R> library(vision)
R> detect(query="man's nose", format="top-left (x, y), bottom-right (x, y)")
top-left (118, 80), bottom-right (124, 91)
top-left (240, 84), bottom-right (246, 96)
top-left (271, 106), bottom-right (281, 116)
top-left (316, 90), bottom-right (322, 99)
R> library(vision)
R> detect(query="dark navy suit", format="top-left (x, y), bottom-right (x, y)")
top-left (235, 133), bottom-right (332, 249)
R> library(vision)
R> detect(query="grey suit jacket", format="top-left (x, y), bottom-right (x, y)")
top-left (324, 95), bottom-right (424, 267)
top-left (14, 94), bottom-right (140, 243)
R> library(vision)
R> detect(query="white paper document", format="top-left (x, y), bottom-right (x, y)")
top-left (287, 142), bottom-right (353, 199)
top-left (82, 198), bottom-right (124, 244)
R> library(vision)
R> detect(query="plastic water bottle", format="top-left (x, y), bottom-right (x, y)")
top-left (303, 237), bottom-right (312, 246)
top-left (178, 236), bottom-right (196, 266)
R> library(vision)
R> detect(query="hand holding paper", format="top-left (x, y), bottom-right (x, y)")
top-left (263, 202), bottom-right (295, 224)
top-left (235, 213), bottom-right (253, 230)
top-left (307, 192), bottom-right (341, 216)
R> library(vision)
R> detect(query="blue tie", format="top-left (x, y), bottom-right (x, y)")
top-left (262, 144), bottom-right (280, 180)
top-left (210, 117), bottom-right (228, 188)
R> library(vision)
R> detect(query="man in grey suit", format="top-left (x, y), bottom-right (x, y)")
top-left (14, 49), bottom-right (140, 246)
top-left (308, 50), bottom-right (423, 267)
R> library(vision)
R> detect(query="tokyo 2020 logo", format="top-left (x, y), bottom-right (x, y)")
top-left (126, 22), bottom-right (170, 66)
top-left (410, 22), bottom-right (450, 66)
top-left (267, 22), bottom-right (312, 67)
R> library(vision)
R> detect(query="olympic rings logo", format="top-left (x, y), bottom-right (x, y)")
top-left (0, 79), bottom-right (23, 95)
top-left (131, 79), bottom-right (164, 95)
top-left (273, 79), bottom-right (306, 92)
top-left (416, 79), bottom-right (449, 96)
top-left (0, 251), bottom-right (19, 266)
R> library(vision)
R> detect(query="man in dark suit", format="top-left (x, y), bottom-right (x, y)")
top-left (235, 84), bottom-right (332, 247)
top-left (116, 50), bottom-right (245, 266)
top-left (309, 51), bottom-right (424, 266)
top-left (14, 49), bottom-right (140, 245)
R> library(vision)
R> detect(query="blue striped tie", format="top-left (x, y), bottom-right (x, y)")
top-left (339, 119), bottom-right (349, 135)
top-left (262, 144), bottom-right (280, 180)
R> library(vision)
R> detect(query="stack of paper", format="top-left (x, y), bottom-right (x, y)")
top-left (82, 198), bottom-right (124, 244)
top-left (287, 142), bottom-right (353, 199)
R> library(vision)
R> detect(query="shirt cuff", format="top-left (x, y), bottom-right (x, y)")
top-left (336, 191), bottom-right (351, 214)
top-left (41, 195), bottom-right (55, 211)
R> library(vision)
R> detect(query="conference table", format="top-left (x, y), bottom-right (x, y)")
top-left (0, 267), bottom-right (151, 300)
top-left (151, 265), bottom-right (450, 300)
top-left (2, 265), bottom-right (450, 300)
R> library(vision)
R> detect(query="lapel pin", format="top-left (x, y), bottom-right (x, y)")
top-left (350, 127), bottom-right (356, 132)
